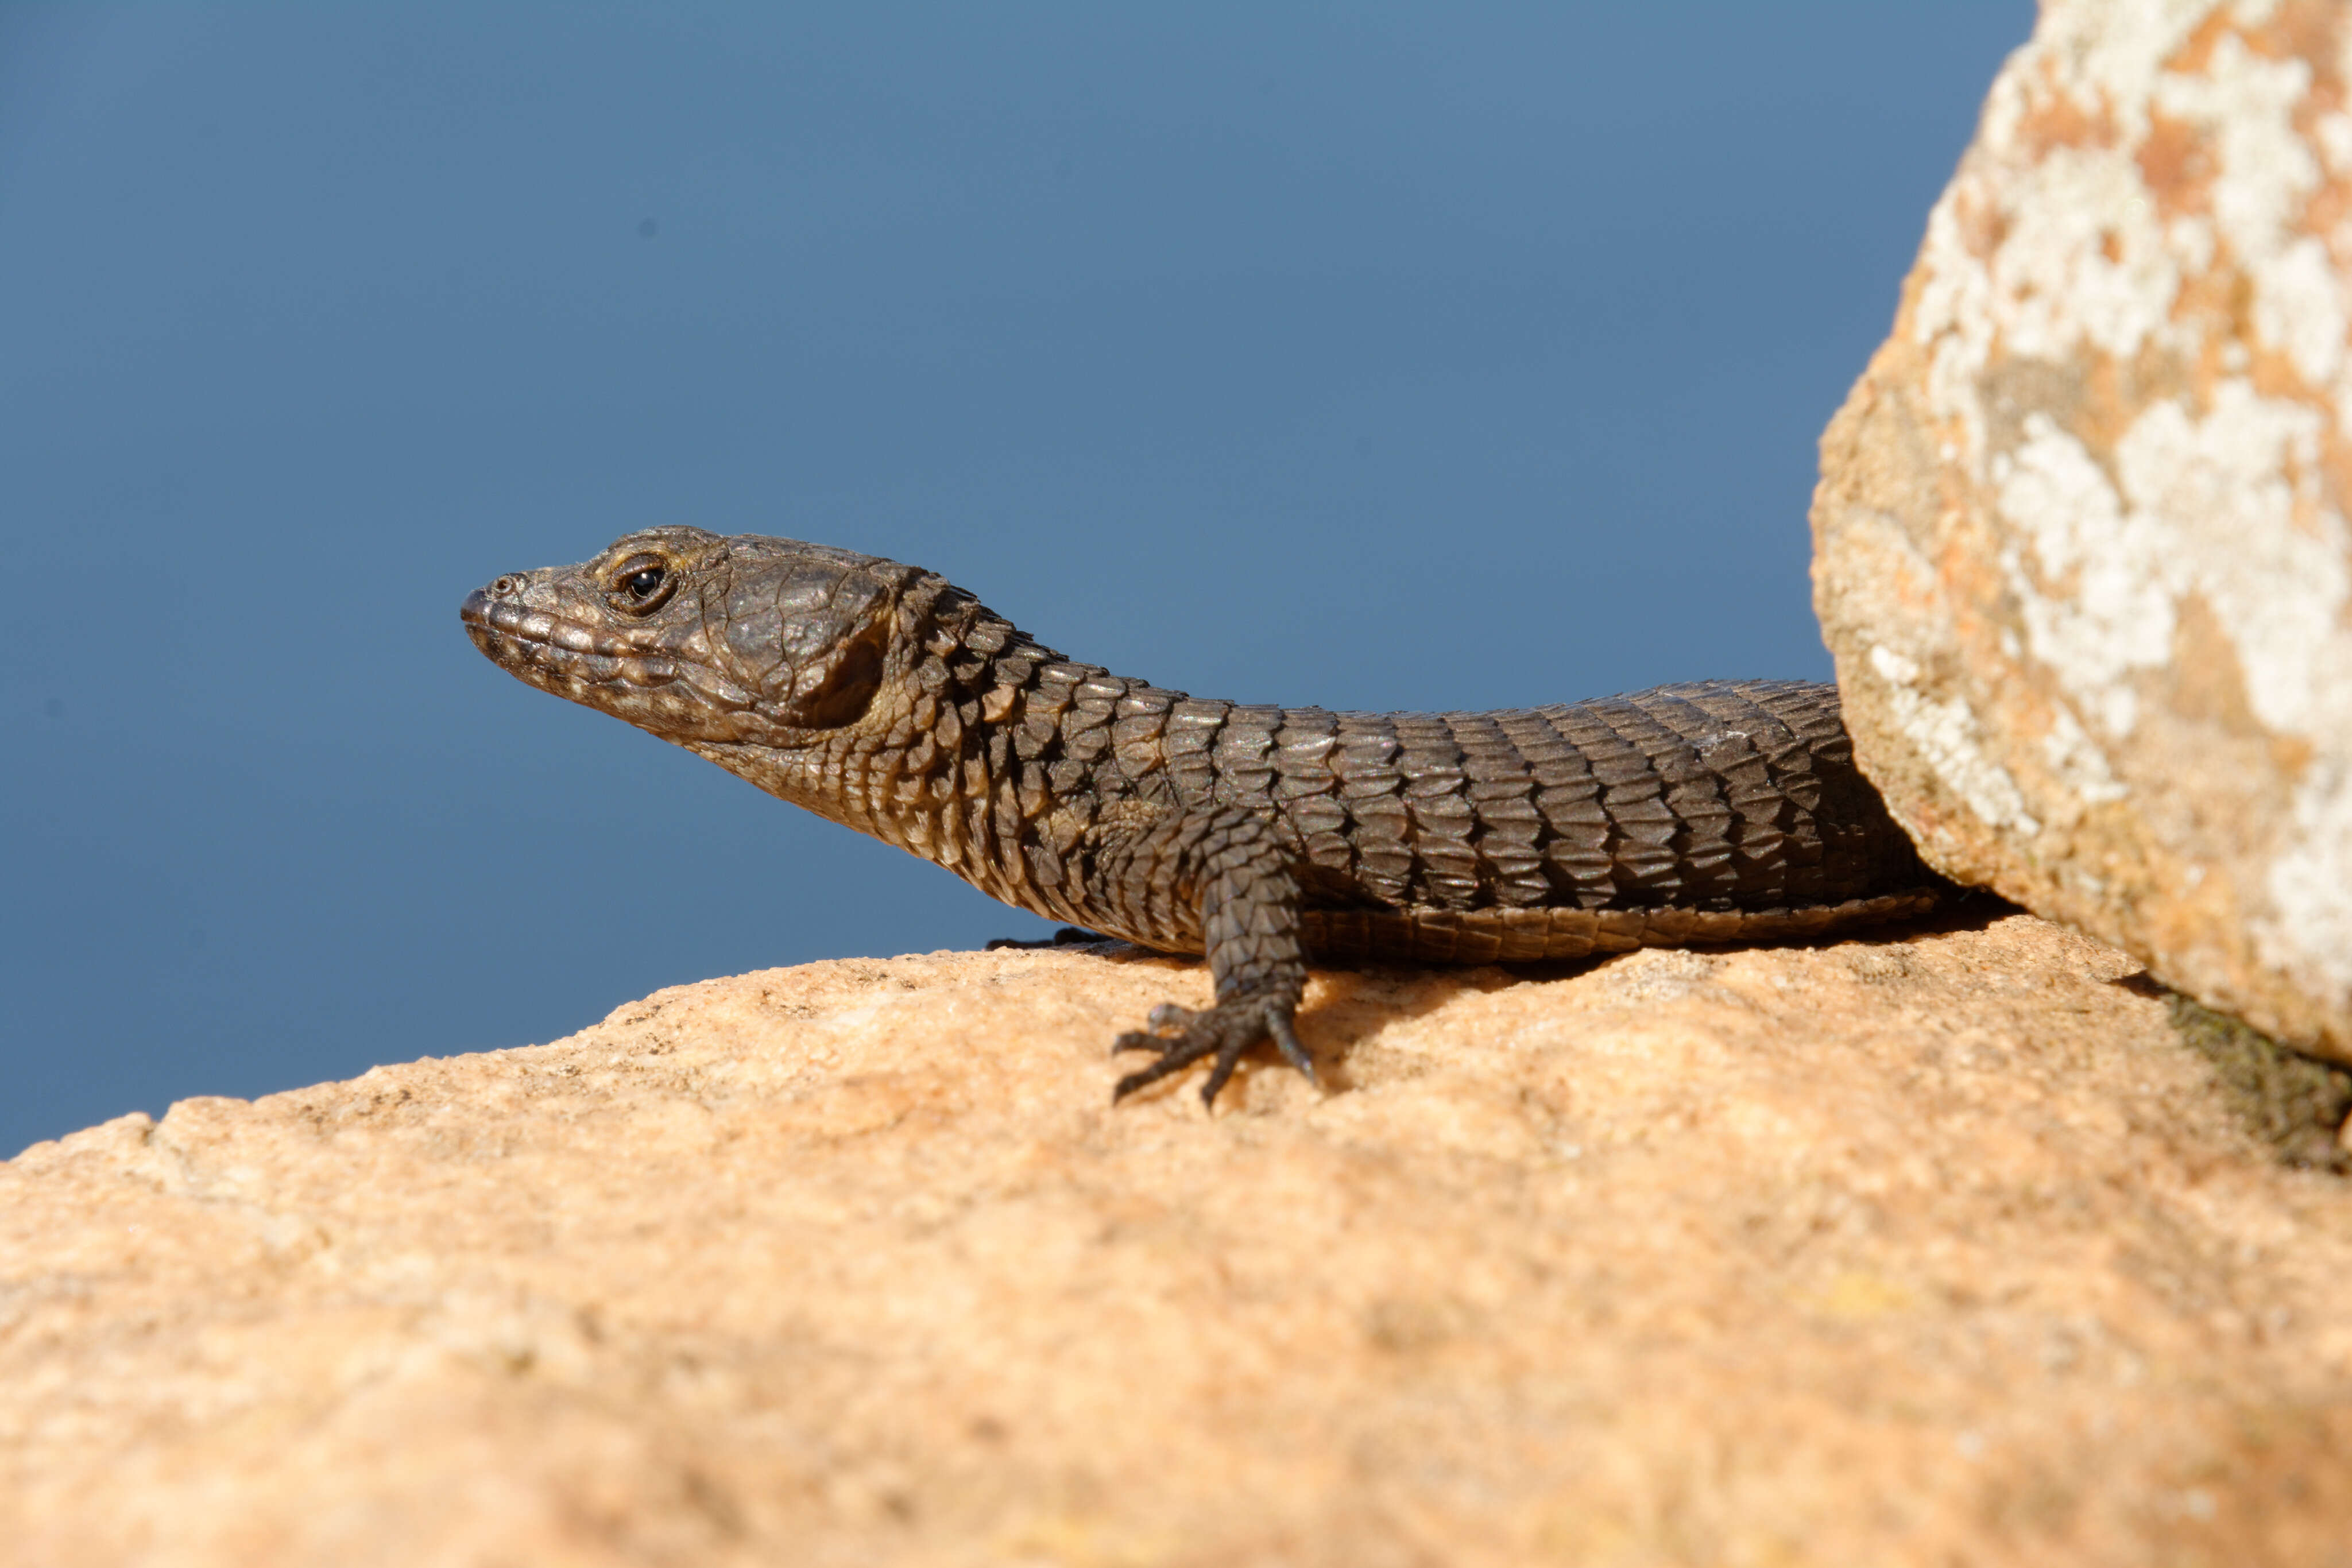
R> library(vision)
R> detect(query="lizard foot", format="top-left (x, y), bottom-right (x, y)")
top-left (1112, 995), bottom-right (1317, 1108)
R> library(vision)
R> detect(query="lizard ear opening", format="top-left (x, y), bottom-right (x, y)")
top-left (776, 614), bottom-right (889, 729)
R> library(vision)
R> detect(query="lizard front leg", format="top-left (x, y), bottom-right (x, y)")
top-left (1080, 806), bottom-right (1317, 1107)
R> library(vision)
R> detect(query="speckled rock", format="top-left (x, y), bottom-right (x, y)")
top-left (5, 923), bottom-right (2352, 1567)
top-left (1812, 0), bottom-right (2352, 1063)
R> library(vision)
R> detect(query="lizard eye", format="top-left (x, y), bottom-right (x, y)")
top-left (607, 556), bottom-right (676, 614)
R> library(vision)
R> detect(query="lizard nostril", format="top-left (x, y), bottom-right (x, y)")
top-left (490, 574), bottom-right (527, 597)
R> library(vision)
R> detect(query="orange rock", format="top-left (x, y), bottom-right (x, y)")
top-left (1814, 0), bottom-right (2352, 1062)
top-left (5, 920), bottom-right (2350, 1565)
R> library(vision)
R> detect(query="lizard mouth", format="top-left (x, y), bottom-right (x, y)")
top-left (459, 588), bottom-right (752, 712)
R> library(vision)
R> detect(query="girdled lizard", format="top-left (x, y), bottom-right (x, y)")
top-left (462, 529), bottom-right (1941, 1105)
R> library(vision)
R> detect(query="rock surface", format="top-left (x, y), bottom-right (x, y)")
top-left (6, 919), bottom-right (2352, 1566)
top-left (1812, 0), bottom-right (2352, 1062)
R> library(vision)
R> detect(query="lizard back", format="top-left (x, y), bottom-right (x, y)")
top-left (982, 671), bottom-right (1937, 965)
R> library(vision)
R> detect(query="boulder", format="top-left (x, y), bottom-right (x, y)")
top-left (1812, 0), bottom-right (2352, 1062)
top-left (6, 926), bottom-right (2352, 1566)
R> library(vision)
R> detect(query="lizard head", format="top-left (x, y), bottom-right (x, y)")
top-left (460, 526), bottom-right (923, 748)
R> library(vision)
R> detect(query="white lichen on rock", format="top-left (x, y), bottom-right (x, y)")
top-left (1867, 645), bottom-right (2041, 835)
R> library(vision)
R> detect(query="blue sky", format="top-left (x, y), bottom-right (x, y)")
top-left (1, 2), bottom-right (2032, 1153)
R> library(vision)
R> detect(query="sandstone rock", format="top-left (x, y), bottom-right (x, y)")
top-left (6, 922), bottom-right (2352, 1566)
top-left (1812, 0), bottom-right (2352, 1063)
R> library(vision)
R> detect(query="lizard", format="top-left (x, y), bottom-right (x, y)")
top-left (461, 527), bottom-right (1945, 1106)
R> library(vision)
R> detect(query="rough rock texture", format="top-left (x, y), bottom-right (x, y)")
top-left (7, 919), bottom-right (2352, 1567)
top-left (1812, 0), bottom-right (2352, 1063)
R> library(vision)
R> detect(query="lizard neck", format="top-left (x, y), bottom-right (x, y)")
top-left (686, 584), bottom-right (1163, 924)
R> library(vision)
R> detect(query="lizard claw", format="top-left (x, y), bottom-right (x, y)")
top-left (1111, 994), bottom-right (1317, 1108)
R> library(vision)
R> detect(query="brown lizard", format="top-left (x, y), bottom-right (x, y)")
top-left (462, 528), bottom-right (1942, 1105)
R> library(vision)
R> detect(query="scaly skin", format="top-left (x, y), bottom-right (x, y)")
top-left (462, 528), bottom-right (1943, 1105)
